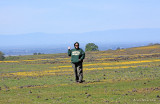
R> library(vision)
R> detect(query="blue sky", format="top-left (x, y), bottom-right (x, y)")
top-left (0, 0), bottom-right (160, 35)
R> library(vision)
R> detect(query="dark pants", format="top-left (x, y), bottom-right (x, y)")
top-left (72, 62), bottom-right (83, 82)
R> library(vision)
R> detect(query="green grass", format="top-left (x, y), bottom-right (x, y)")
top-left (0, 45), bottom-right (160, 104)
top-left (0, 66), bottom-right (160, 104)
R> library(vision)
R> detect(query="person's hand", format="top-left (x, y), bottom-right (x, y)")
top-left (68, 46), bottom-right (71, 50)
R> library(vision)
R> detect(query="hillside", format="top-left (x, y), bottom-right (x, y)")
top-left (4, 44), bottom-right (160, 63)
top-left (0, 45), bottom-right (160, 104)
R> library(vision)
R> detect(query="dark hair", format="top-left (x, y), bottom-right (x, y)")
top-left (74, 42), bottom-right (79, 46)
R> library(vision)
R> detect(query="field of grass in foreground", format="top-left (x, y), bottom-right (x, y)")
top-left (0, 45), bottom-right (160, 104)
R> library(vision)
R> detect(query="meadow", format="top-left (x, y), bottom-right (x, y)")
top-left (0, 45), bottom-right (160, 104)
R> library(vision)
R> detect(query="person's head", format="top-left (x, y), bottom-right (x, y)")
top-left (74, 42), bottom-right (79, 49)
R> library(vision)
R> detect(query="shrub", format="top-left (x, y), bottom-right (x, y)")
top-left (85, 43), bottom-right (99, 52)
top-left (0, 51), bottom-right (5, 61)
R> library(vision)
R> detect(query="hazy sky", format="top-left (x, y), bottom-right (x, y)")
top-left (0, 0), bottom-right (160, 35)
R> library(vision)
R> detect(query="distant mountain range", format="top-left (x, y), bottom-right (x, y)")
top-left (0, 28), bottom-right (160, 47)
top-left (0, 28), bottom-right (160, 56)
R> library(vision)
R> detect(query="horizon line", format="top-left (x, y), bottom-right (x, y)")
top-left (0, 28), bottom-right (160, 35)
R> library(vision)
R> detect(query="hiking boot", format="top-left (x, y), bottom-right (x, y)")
top-left (79, 80), bottom-right (85, 83)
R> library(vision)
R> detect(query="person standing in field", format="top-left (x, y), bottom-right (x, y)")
top-left (68, 42), bottom-right (85, 83)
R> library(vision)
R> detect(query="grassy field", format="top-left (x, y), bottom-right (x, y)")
top-left (0, 45), bottom-right (160, 104)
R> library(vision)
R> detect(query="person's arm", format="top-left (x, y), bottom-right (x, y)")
top-left (80, 49), bottom-right (85, 60)
top-left (68, 47), bottom-right (71, 56)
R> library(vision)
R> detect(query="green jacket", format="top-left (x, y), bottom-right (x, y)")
top-left (68, 48), bottom-right (85, 63)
